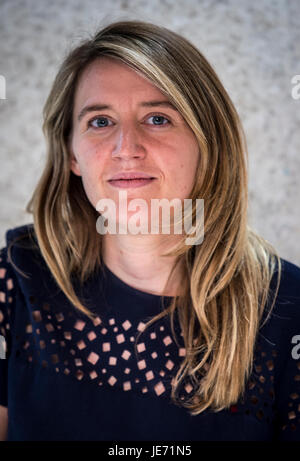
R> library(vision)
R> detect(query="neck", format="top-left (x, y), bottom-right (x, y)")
top-left (102, 233), bottom-right (184, 296)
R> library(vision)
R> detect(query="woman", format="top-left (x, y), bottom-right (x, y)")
top-left (0, 20), bottom-right (299, 441)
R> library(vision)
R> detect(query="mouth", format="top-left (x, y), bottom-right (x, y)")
top-left (108, 178), bottom-right (156, 189)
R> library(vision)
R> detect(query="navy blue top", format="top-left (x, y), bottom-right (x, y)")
top-left (0, 224), bottom-right (300, 441)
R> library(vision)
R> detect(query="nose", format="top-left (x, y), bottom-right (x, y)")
top-left (111, 122), bottom-right (146, 160)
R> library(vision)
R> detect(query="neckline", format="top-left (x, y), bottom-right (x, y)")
top-left (102, 261), bottom-right (175, 302)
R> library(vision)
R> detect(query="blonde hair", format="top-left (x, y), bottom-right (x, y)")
top-left (11, 20), bottom-right (281, 414)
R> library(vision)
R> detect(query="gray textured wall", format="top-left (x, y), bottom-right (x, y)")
top-left (0, 0), bottom-right (299, 264)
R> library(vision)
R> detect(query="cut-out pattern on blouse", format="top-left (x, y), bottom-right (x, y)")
top-left (18, 297), bottom-right (188, 398)
top-left (0, 245), bottom-right (300, 438)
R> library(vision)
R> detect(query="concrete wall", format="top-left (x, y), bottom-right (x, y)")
top-left (0, 0), bottom-right (299, 264)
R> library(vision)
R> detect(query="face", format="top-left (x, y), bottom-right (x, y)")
top-left (70, 57), bottom-right (200, 231)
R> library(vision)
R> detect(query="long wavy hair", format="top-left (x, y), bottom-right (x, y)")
top-left (10, 20), bottom-right (281, 414)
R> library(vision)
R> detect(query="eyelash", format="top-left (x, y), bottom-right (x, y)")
top-left (87, 114), bottom-right (171, 130)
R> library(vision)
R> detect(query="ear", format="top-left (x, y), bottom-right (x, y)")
top-left (70, 152), bottom-right (82, 176)
top-left (68, 135), bottom-right (81, 176)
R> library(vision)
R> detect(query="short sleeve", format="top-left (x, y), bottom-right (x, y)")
top-left (0, 246), bottom-right (15, 407)
top-left (276, 318), bottom-right (300, 440)
top-left (272, 260), bottom-right (300, 440)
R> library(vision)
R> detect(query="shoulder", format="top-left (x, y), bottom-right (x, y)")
top-left (0, 223), bottom-right (47, 304)
top-left (259, 257), bottom-right (300, 377)
top-left (3, 223), bottom-right (45, 274)
top-left (0, 225), bottom-right (34, 339)
top-left (5, 223), bottom-right (37, 250)
top-left (267, 257), bottom-right (300, 327)
top-left (258, 257), bottom-right (300, 343)
top-left (273, 258), bottom-right (300, 302)
top-left (1, 221), bottom-right (36, 280)
top-left (261, 258), bottom-right (300, 436)
top-left (0, 222), bottom-right (35, 283)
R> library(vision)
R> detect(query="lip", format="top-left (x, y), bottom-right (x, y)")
top-left (108, 171), bottom-right (156, 181)
top-left (108, 178), bottom-right (156, 189)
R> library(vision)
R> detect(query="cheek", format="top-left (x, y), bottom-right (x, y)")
top-left (172, 148), bottom-right (199, 195)
top-left (74, 135), bottom-right (106, 161)
top-left (75, 139), bottom-right (106, 173)
top-left (80, 173), bottom-right (101, 210)
top-left (74, 148), bottom-right (104, 207)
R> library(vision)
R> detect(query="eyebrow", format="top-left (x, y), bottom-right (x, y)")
top-left (77, 100), bottom-right (179, 122)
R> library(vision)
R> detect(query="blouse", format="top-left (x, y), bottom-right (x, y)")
top-left (0, 223), bottom-right (300, 441)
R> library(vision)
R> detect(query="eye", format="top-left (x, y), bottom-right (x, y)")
top-left (146, 114), bottom-right (170, 126)
top-left (87, 114), bottom-right (171, 130)
top-left (88, 117), bottom-right (113, 129)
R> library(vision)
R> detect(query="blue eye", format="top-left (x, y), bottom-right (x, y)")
top-left (87, 114), bottom-right (170, 130)
top-left (147, 115), bottom-right (170, 126)
top-left (88, 117), bottom-right (112, 128)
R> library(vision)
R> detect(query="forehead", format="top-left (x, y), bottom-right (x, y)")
top-left (73, 57), bottom-right (166, 107)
